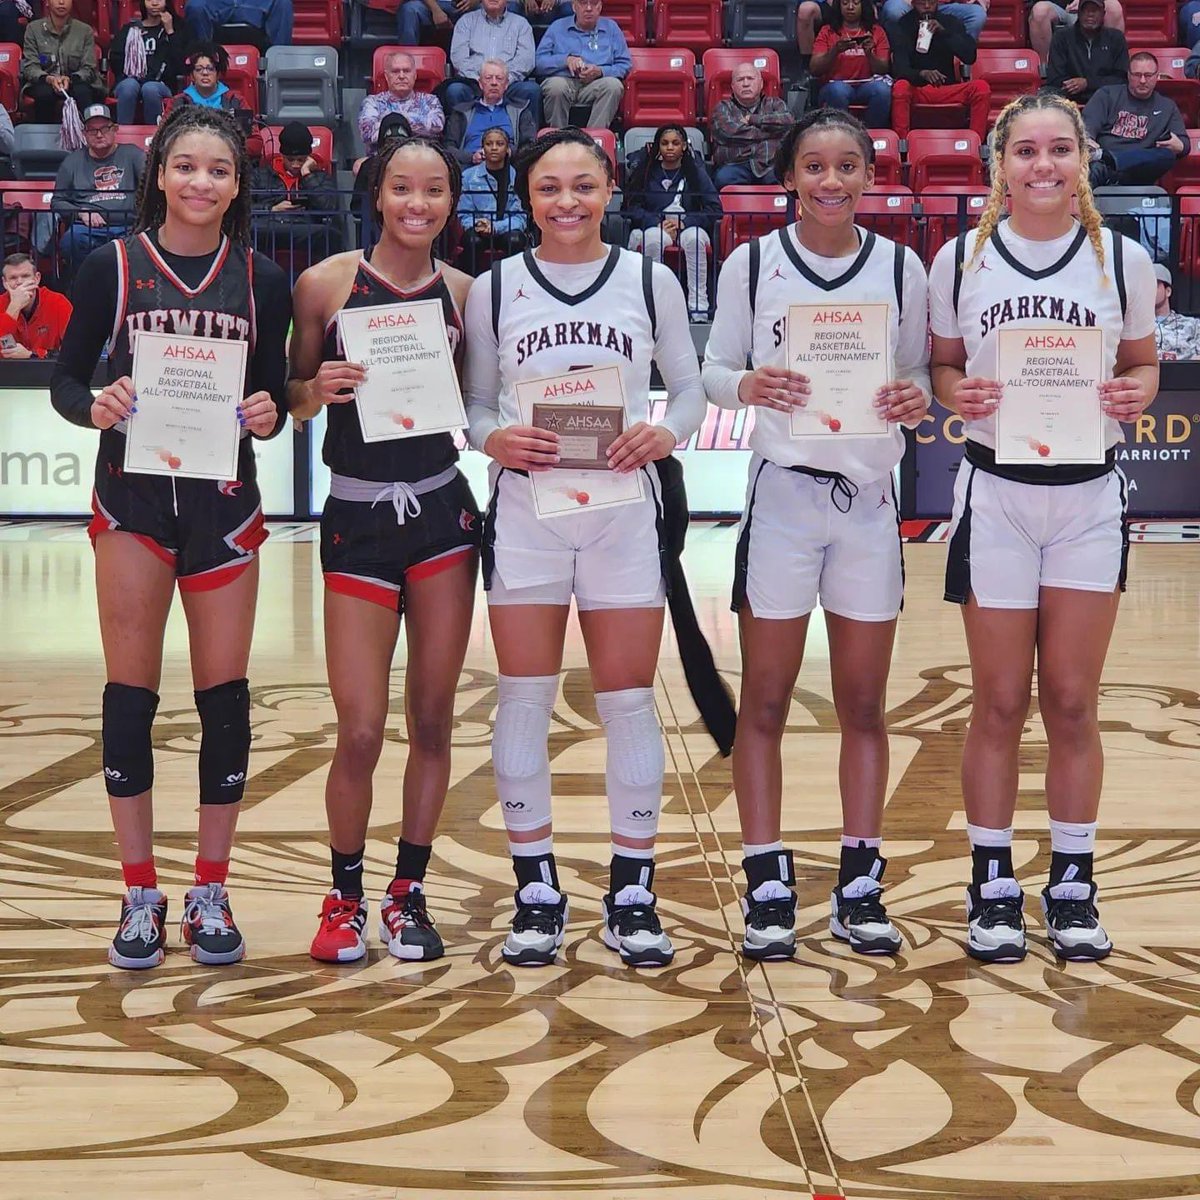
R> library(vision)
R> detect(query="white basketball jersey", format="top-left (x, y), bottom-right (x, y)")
top-left (745, 225), bottom-right (914, 482)
top-left (491, 247), bottom-right (657, 427)
top-left (938, 222), bottom-right (1133, 451)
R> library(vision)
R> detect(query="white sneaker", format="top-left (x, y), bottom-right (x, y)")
top-left (1041, 880), bottom-right (1112, 961)
top-left (741, 879), bottom-right (797, 961)
top-left (965, 877), bottom-right (1027, 963)
top-left (601, 884), bottom-right (674, 967)
top-left (502, 881), bottom-right (568, 967)
top-left (830, 875), bottom-right (902, 954)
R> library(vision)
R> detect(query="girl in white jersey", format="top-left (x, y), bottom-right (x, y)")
top-left (928, 93), bottom-right (1158, 964)
top-left (464, 128), bottom-right (713, 969)
top-left (703, 108), bottom-right (931, 962)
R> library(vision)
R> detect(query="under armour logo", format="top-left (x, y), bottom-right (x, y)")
top-left (513, 286), bottom-right (529, 301)
top-left (459, 509), bottom-right (476, 531)
top-left (504, 801), bottom-right (526, 810)
top-left (351, 283), bottom-right (371, 295)
top-left (769, 266), bottom-right (786, 281)
top-left (218, 480), bottom-right (242, 497)
top-left (631, 809), bottom-right (653, 819)
top-left (134, 278), bottom-right (156, 289)
top-left (332, 532), bottom-right (343, 544)
top-left (223, 772), bottom-right (245, 785)
top-left (107, 463), bottom-right (122, 475)
top-left (103, 766), bottom-right (126, 780)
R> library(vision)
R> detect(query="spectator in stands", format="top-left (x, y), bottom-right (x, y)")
top-left (507, 0), bottom-right (572, 31)
top-left (1028, 0), bottom-right (1124, 68)
top-left (1045, 0), bottom-right (1128, 105)
top-left (0, 253), bottom-right (71, 359)
top-left (445, 58), bottom-right (535, 165)
top-left (878, 0), bottom-right (986, 42)
top-left (890, 0), bottom-right (989, 139)
top-left (52, 105), bottom-right (145, 275)
top-left (446, 0), bottom-right (540, 121)
top-left (0, 104), bottom-right (13, 159)
top-left (110, 0), bottom-right (188, 127)
top-left (624, 123), bottom-right (720, 321)
top-left (536, 0), bottom-right (630, 131)
top-left (352, 111), bottom-right (412, 250)
top-left (457, 126), bottom-right (527, 271)
top-left (709, 62), bottom-right (793, 190)
top-left (359, 51), bottom-right (444, 154)
top-left (184, 0), bottom-right (293, 48)
top-left (0, 2), bottom-right (25, 47)
top-left (1084, 52), bottom-right (1188, 187)
top-left (811, 0), bottom-right (892, 129)
top-left (395, 0), bottom-right (479, 48)
top-left (20, 0), bottom-right (107, 126)
top-left (1183, 2), bottom-right (1200, 51)
top-left (251, 120), bottom-right (341, 256)
top-left (171, 43), bottom-right (251, 113)
top-left (1153, 263), bottom-right (1200, 360)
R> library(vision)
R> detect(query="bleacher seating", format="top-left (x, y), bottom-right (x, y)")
top-left (1122, 0), bottom-right (1178, 48)
top-left (906, 130), bottom-right (985, 191)
top-left (114, 126), bottom-right (158, 154)
top-left (726, 1), bottom-right (798, 54)
top-left (857, 187), bottom-right (919, 248)
top-left (654, 0), bottom-right (724, 53)
top-left (917, 186), bottom-right (990, 265)
top-left (1164, 130), bottom-right (1200, 191)
top-left (293, 0), bottom-right (345, 45)
top-left (223, 45), bottom-right (263, 112)
top-left (264, 44), bottom-right (339, 124)
top-left (978, 0), bottom-right (1026, 49)
top-left (1177, 186), bottom-right (1200, 276)
top-left (622, 48), bottom-right (698, 127)
top-left (973, 49), bottom-right (1041, 123)
top-left (1137, 47), bottom-right (1200, 127)
top-left (868, 130), bottom-right (903, 187)
top-left (12, 126), bottom-right (68, 181)
top-left (601, 0), bottom-right (649, 47)
top-left (717, 186), bottom-right (792, 257)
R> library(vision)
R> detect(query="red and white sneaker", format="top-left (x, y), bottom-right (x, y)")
top-left (378, 880), bottom-right (444, 961)
top-left (309, 889), bottom-right (368, 963)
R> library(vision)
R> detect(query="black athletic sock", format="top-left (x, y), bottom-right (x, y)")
top-left (394, 838), bottom-right (432, 884)
top-left (513, 851), bottom-right (560, 892)
top-left (1049, 850), bottom-right (1094, 888)
top-left (331, 846), bottom-right (365, 900)
top-left (609, 854), bottom-right (655, 896)
top-left (743, 847), bottom-right (795, 893)
top-left (970, 843), bottom-right (1015, 889)
top-left (838, 840), bottom-right (884, 888)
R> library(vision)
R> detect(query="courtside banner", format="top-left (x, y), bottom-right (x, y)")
top-left (905, 385), bottom-right (1200, 520)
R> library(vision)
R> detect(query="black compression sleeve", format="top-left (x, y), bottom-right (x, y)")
top-left (248, 252), bottom-right (293, 439)
top-left (50, 242), bottom-right (121, 429)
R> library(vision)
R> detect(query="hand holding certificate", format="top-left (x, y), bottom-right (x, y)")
top-left (787, 302), bottom-right (891, 439)
top-left (515, 364), bottom-right (644, 519)
top-left (336, 298), bottom-right (466, 443)
top-left (995, 327), bottom-right (1104, 465)
top-left (125, 331), bottom-right (245, 481)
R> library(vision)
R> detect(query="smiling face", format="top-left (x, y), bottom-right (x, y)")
top-left (526, 141), bottom-right (612, 249)
top-left (785, 126), bottom-right (873, 231)
top-left (1001, 108), bottom-right (1081, 219)
top-left (157, 130), bottom-right (239, 231)
top-left (375, 143), bottom-right (453, 248)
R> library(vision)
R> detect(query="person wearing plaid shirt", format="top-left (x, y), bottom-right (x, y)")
top-left (709, 63), bottom-right (794, 190)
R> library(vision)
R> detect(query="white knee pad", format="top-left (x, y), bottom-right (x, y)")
top-left (493, 674), bottom-right (557, 833)
top-left (595, 687), bottom-right (664, 840)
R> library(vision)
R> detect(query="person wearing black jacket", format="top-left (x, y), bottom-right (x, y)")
top-left (890, 0), bottom-right (989, 138)
top-left (250, 121), bottom-right (341, 258)
top-left (1045, 0), bottom-right (1129, 105)
top-left (110, 0), bottom-right (189, 126)
top-left (442, 87), bottom-right (535, 167)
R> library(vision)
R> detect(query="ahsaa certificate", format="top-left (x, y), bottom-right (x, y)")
top-left (125, 331), bottom-right (245, 481)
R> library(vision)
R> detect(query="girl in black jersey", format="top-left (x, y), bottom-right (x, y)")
top-left (49, 106), bottom-right (292, 971)
top-left (289, 138), bottom-right (481, 965)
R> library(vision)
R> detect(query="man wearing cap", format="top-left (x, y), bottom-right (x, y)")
top-left (251, 120), bottom-right (341, 256)
top-left (1030, 0), bottom-right (1124, 68)
top-left (51, 104), bottom-right (145, 277)
top-left (1045, 0), bottom-right (1128, 104)
top-left (1152, 264), bottom-right (1200, 361)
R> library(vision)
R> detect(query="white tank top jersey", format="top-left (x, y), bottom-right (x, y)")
top-left (928, 221), bottom-right (1157, 451)
top-left (702, 224), bottom-right (931, 486)
top-left (464, 246), bottom-right (706, 450)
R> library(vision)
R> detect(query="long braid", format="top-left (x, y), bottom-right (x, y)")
top-left (134, 105), bottom-right (252, 243)
top-left (1075, 156), bottom-right (1108, 276)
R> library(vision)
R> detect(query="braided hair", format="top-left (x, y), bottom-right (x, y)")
top-left (968, 91), bottom-right (1107, 276)
top-left (513, 126), bottom-right (613, 210)
top-left (773, 106), bottom-right (875, 190)
top-left (134, 104), bottom-right (252, 242)
top-left (368, 134), bottom-right (463, 231)
top-left (625, 123), bottom-right (706, 198)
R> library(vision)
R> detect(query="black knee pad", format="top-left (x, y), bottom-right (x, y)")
top-left (195, 678), bottom-right (251, 805)
top-left (102, 683), bottom-right (160, 797)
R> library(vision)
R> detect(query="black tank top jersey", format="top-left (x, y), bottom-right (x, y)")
top-left (321, 254), bottom-right (461, 482)
top-left (108, 232), bottom-right (255, 383)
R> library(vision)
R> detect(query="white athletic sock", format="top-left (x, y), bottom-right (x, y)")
top-left (493, 673), bottom-right (557, 840)
top-left (595, 687), bottom-right (664, 842)
top-left (966, 822), bottom-right (1014, 849)
top-left (510, 834), bottom-right (554, 860)
top-left (611, 841), bottom-right (654, 860)
top-left (841, 835), bottom-right (883, 849)
top-left (1049, 819), bottom-right (1097, 855)
top-left (743, 840), bottom-right (785, 857)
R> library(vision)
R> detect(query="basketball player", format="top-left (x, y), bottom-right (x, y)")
top-left (49, 106), bottom-right (292, 969)
top-left (288, 138), bottom-right (480, 965)
top-left (929, 93), bottom-right (1158, 962)
top-left (703, 108), bottom-right (931, 962)
top-left (463, 128), bottom-right (708, 969)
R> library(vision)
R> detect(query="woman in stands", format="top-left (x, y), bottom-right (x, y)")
top-left (464, 128), bottom-right (715, 970)
top-left (170, 43), bottom-right (249, 116)
top-left (110, 0), bottom-right (188, 127)
top-left (623, 123), bottom-right (722, 321)
top-left (458, 126), bottom-right (528, 274)
top-left (702, 108), bottom-right (930, 963)
top-left (809, 0), bottom-right (892, 130)
top-left (929, 92), bottom-right (1158, 963)
top-left (49, 105), bottom-right (292, 970)
top-left (288, 138), bottom-right (481, 965)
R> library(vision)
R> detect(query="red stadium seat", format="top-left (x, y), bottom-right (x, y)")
top-left (1134, 47), bottom-right (1200, 126)
top-left (978, 0), bottom-right (1026, 48)
top-left (0, 42), bottom-right (20, 113)
top-left (972, 48), bottom-right (1041, 122)
top-left (717, 185), bottom-right (792, 257)
top-left (916, 185), bottom-right (990, 265)
top-left (701, 48), bottom-right (781, 118)
top-left (293, 0), bottom-right (345, 45)
top-left (1177, 187), bottom-right (1200, 277)
top-left (537, 127), bottom-right (618, 173)
top-left (868, 129), bottom-right (902, 187)
top-left (260, 125), bottom-right (336, 171)
top-left (905, 73), bottom-right (976, 132)
top-left (654, 0), bottom-right (724, 53)
top-left (222, 45), bottom-right (261, 112)
top-left (1162, 129), bottom-right (1200, 191)
top-left (114, 126), bottom-right (158, 153)
top-left (74, 0), bottom-right (113, 52)
top-left (857, 187), bottom-right (918, 249)
top-left (622, 48), bottom-right (697, 126)
top-left (372, 46), bottom-right (447, 95)
top-left (906, 129), bottom-right (985, 191)
top-left (600, 0), bottom-right (649, 46)
top-left (1122, 0), bottom-right (1176, 48)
